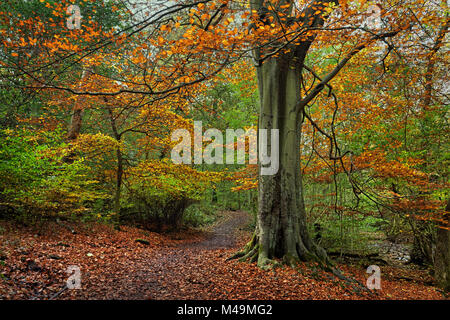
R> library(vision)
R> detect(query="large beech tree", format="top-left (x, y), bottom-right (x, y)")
top-left (235, 0), bottom-right (410, 268)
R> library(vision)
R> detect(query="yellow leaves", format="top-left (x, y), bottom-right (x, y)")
top-left (127, 159), bottom-right (221, 200)
top-left (72, 133), bottom-right (122, 159)
top-left (223, 16), bottom-right (234, 26)
top-left (131, 53), bottom-right (146, 65)
top-left (158, 36), bottom-right (165, 45)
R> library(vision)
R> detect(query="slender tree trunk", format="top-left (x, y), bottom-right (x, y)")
top-left (115, 147), bottom-right (123, 215)
top-left (64, 69), bottom-right (90, 163)
top-left (434, 199), bottom-right (450, 292)
top-left (107, 107), bottom-right (123, 228)
top-left (63, 95), bottom-right (84, 164)
top-left (421, 21), bottom-right (449, 286)
top-left (67, 68), bottom-right (90, 141)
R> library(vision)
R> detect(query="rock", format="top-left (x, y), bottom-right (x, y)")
top-left (49, 254), bottom-right (63, 260)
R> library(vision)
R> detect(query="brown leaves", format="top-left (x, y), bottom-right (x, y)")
top-left (0, 212), bottom-right (444, 300)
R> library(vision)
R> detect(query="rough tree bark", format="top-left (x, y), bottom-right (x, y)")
top-left (67, 107), bottom-right (83, 141)
top-left (254, 56), bottom-right (328, 268)
top-left (233, 0), bottom-right (336, 269)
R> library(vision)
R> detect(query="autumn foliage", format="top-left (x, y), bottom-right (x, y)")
top-left (0, 0), bottom-right (448, 298)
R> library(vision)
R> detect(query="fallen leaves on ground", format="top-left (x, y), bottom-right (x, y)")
top-left (0, 212), bottom-right (445, 300)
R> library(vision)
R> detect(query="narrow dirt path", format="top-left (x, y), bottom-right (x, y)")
top-left (179, 210), bottom-right (250, 250)
top-left (103, 210), bottom-right (251, 299)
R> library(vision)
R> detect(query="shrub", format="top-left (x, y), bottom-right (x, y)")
top-left (0, 127), bottom-right (106, 221)
top-left (183, 202), bottom-right (219, 227)
top-left (309, 214), bottom-right (384, 254)
top-left (122, 159), bottom-right (220, 230)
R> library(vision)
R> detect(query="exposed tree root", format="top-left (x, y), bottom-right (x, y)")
top-left (227, 233), bottom-right (258, 261)
top-left (228, 232), bottom-right (330, 268)
top-left (228, 233), bottom-right (377, 296)
top-left (330, 267), bottom-right (377, 297)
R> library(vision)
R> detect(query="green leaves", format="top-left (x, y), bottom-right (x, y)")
top-left (122, 159), bottom-right (221, 229)
top-left (0, 127), bottom-right (107, 217)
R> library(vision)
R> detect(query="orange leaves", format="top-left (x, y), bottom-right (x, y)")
top-left (18, 37), bottom-right (27, 47)
top-left (160, 24), bottom-right (171, 32)
top-left (28, 37), bottom-right (37, 46)
top-left (353, 148), bottom-right (428, 183)
top-left (229, 164), bottom-right (258, 192)
top-left (114, 33), bottom-right (127, 46)
top-left (221, 38), bottom-right (230, 47)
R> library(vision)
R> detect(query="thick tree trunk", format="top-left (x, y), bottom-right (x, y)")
top-left (236, 54), bottom-right (327, 268)
top-left (233, 0), bottom-right (347, 269)
top-left (434, 199), bottom-right (450, 292)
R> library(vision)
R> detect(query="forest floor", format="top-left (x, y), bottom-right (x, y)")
top-left (0, 211), bottom-right (446, 300)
